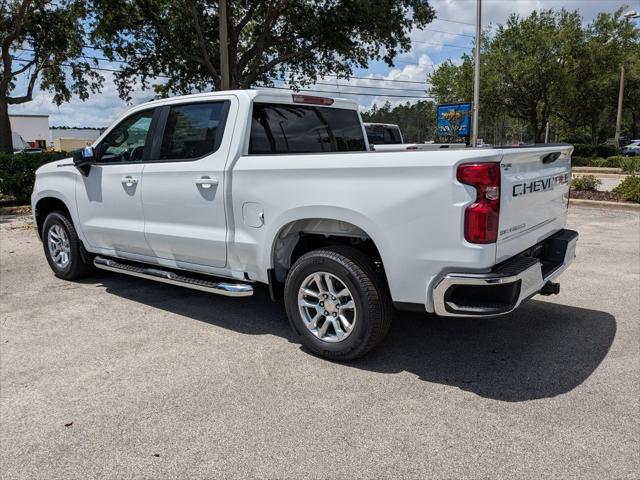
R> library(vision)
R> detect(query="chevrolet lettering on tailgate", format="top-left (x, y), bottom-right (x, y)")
top-left (513, 173), bottom-right (570, 197)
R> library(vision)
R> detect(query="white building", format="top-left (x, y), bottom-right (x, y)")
top-left (9, 114), bottom-right (50, 149)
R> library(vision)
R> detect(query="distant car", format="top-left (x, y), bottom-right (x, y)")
top-left (364, 123), bottom-right (403, 145)
top-left (622, 140), bottom-right (640, 156)
top-left (17, 148), bottom-right (45, 154)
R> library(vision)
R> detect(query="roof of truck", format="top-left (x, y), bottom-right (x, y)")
top-left (139, 89), bottom-right (359, 111)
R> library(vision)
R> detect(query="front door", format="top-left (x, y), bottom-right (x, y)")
top-left (141, 99), bottom-right (234, 267)
top-left (76, 108), bottom-right (155, 256)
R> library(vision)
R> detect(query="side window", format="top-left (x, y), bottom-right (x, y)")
top-left (159, 102), bottom-right (226, 160)
top-left (249, 104), bottom-right (366, 154)
top-left (98, 110), bottom-right (154, 163)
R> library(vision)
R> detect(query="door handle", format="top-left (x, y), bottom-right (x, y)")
top-left (195, 177), bottom-right (219, 189)
top-left (121, 176), bottom-right (138, 186)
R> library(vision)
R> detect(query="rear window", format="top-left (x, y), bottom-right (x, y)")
top-left (249, 103), bottom-right (366, 154)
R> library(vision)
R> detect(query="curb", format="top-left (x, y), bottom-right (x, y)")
top-left (0, 205), bottom-right (31, 216)
top-left (572, 172), bottom-right (628, 179)
top-left (570, 199), bottom-right (640, 212)
top-left (573, 167), bottom-right (622, 174)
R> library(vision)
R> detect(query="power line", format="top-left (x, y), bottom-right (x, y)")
top-left (434, 17), bottom-right (476, 27)
top-left (261, 85), bottom-right (433, 99)
top-left (423, 27), bottom-right (475, 38)
top-left (10, 56), bottom-right (433, 97)
top-left (11, 53), bottom-right (434, 87)
top-left (292, 81), bottom-right (426, 93)
top-left (411, 40), bottom-right (472, 49)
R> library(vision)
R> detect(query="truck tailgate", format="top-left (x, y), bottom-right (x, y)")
top-left (496, 145), bottom-right (573, 263)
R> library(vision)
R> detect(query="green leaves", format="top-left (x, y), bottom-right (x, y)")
top-left (428, 8), bottom-right (640, 144)
top-left (90, 0), bottom-right (435, 97)
top-left (1, 0), bottom-right (105, 152)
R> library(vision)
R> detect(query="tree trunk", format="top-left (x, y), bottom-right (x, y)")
top-left (0, 98), bottom-right (13, 153)
top-left (630, 112), bottom-right (639, 140)
top-left (529, 111), bottom-right (541, 144)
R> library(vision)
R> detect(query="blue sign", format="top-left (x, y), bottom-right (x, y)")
top-left (437, 103), bottom-right (472, 138)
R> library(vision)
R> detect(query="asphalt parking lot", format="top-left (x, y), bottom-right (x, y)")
top-left (1, 206), bottom-right (638, 479)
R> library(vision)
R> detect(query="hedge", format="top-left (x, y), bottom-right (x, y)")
top-left (0, 152), bottom-right (70, 204)
top-left (572, 144), bottom-right (621, 158)
top-left (570, 156), bottom-right (640, 172)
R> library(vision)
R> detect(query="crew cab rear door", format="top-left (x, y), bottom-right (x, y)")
top-left (496, 145), bottom-right (573, 263)
top-left (140, 97), bottom-right (235, 268)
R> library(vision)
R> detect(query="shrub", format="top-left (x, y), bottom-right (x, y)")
top-left (590, 158), bottom-right (609, 168)
top-left (617, 156), bottom-right (640, 173)
top-left (571, 175), bottom-right (601, 191)
top-left (613, 175), bottom-right (640, 203)
top-left (595, 144), bottom-right (621, 158)
top-left (571, 156), bottom-right (591, 166)
top-left (602, 156), bottom-right (623, 168)
top-left (0, 152), bottom-right (69, 204)
top-left (572, 144), bottom-right (596, 157)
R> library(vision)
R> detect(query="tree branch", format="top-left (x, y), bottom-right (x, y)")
top-left (240, 51), bottom-right (300, 88)
top-left (10, 57), bottom-right (37, 76)
top-left (6, 62), bottom-right (41, 104)
top-left (235, 3), bottom-right (258, 38)
top-left (237, 3), bottom-right (283, 74)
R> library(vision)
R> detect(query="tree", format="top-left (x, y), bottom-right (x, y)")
top-left (554, 9), bottom-right (639, 143)
top-left (90, 0), bottom-right (435, 98)
top-left (428, 8), bottom-right (639, 145)
top-left (482, 10), bottom-right (583, 143)
top-left (361, 100), bottom-right (436, 142)
top-left (0, 0), bottom-right (104, 153)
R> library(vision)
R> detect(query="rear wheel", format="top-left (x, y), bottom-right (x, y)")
top-left (42, 211), bottom-right (93, 280)
top-left (284, 245), bottom-right (392, 361)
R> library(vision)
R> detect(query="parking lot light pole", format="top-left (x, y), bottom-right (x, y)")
top-left (614, 10), bottom-right (639, 148)
top-left (471, 0), bottom-right (481, 147)
top-left (219, 0), bottom-right (230, 90)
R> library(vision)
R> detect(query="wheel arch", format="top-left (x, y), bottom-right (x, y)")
top-left (267, 208), bottom-right (390, 286)
top-left (34, 195), bottom-right (74, 239)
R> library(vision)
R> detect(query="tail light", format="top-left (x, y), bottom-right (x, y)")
top-left (456, 163), bottom-right (501, 244)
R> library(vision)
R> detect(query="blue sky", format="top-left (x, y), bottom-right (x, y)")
top-left (9, 0), bottom-right (637, 127)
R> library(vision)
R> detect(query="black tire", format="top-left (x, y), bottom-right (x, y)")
top-left (284, 245), bottom-right (392, 361)
top-left (42, 211), bottom-right (93, 280)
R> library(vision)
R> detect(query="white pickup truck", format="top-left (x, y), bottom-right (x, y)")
top-left (31, 90), bottom-right (578, 360)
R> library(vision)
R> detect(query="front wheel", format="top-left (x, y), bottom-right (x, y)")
top-left (42, 211), bottom-right (93, 280)
top-left (284, 246), bottom-right (392, 361)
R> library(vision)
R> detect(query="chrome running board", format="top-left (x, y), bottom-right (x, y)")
top-left (93, 256), bottom-right (253, 297)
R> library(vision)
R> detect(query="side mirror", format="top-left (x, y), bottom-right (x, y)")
top-left (73, 146), bottom-right (95, 175)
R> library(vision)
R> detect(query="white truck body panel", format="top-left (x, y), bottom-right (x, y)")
top-left (32, 89), bottom-right (576, 314)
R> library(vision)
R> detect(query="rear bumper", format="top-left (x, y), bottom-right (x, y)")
top-left (432, 229), bottom-right (578, 317)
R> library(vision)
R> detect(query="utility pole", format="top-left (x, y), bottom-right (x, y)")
top-left (614, 10), bottom-right (639, 148)
top-left (471, 0), bottom-right (481, 147)
top-left (219, 0), bottom-right (230, 90)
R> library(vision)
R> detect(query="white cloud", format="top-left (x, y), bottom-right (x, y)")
top-left (9, 68), bottom-right (157, 128)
